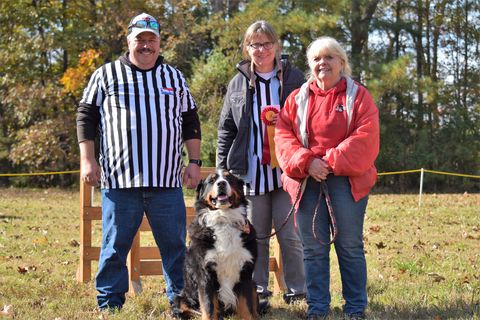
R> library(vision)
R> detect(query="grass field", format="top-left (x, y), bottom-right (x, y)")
top-left (0, 188), bottom-right (478, 319)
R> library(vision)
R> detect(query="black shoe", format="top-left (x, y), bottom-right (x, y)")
top-left (283, 291), bottom-right (306, 304)
top-left (257, 299), bottom-right (271, 315)
top-left (256, 285), bottom-right (272, 299)
top-left (344, 312), bottom-right (366, 320)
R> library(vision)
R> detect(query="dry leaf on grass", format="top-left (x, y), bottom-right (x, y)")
top-left (69, 239), bottom-right (80, 247)
top-left (32, 236), bottom-right (49, 245)
top-left (17, 266), bottom-right (27, 274)
top-left (0, 304), bottom-right (13, 317)
top-left (427, 272), bottom-right (446, 282)
top-left (17, 266), bottom-right (37, 274)
top-left (375, 241), bottom-right (387, 249)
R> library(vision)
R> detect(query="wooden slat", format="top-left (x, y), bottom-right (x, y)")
top-left (140, 260), bottom-right (163, 276)
top-left (200, 167), bottom-right (215, 178)
top-left (186, 207), bottom-right (195, 216)
top-left (268, 257), bottom-right (278, 271)
top-left (81, 180), bottom-right (93, 207)
top-left (139, 217), bottom-right (151, 231)
top-left (78, 181), bottom-right (93, 282)
top-left (82, 206), bottom-right (102, 220)
top-left (82, 246), bottom-right (101, 261)
top-left (128, 233), bottom-right (141, 295)
top-left (273, 235), bottom-right (287, 294)
top-left (139, 247), bottom-right (161, 259)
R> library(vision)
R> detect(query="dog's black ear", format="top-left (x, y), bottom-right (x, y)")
top-left (232, 174), bottom-right (245, 196)
top-left (195, 179), bottom-right (205, 200)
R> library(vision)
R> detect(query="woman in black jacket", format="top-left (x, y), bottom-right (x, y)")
top-left (217, 20), bottom-right (306, 303)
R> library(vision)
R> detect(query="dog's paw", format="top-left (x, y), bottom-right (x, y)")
top-left (258, 299), bottom-right (271, 315)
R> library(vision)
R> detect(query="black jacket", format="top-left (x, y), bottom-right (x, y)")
top-left (217, 57), bottom-right (304, 175)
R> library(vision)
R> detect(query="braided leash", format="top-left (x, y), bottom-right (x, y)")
top-left (312, 180), bottom-right (337, 245)
top-left (256, 178), bottom-right (337, 245)
top-left (255, 179), bottom-right (303, 240)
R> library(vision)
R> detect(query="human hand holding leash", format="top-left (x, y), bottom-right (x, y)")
top-left (308, 158), bottom-right (330, 181)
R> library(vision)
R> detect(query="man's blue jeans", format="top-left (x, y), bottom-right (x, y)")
top-left (297, 176), bottom-right (368, 316)
top-left (96, 187), bottom-right (186, 310)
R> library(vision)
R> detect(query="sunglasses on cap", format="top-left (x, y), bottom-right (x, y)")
top-left (128, 20), bottom-right (160, 34)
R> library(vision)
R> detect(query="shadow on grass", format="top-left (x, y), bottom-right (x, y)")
top-left (260, 300), bottom-right (478, 319)
top-left (0, 214), bottom-right (24, 220)
top-left (368, 300), bottom-right (479, 319)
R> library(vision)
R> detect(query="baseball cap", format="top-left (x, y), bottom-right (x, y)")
top-left (127, 13), bottom-right (160, 39)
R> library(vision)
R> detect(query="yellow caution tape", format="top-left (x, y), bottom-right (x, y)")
top-left (377, 169), bottom-right (480, 179)
top-left (0, 170), bottom-right (80, 177)
top-left (0, 168), bottom-right (479, 179)
top-left (377, 169), bottom-right (422, 176)
top-left (423, 169), bottom-right (480, 179)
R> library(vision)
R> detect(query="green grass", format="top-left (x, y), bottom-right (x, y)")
top-left (0, 189), bottom-right (479, 319)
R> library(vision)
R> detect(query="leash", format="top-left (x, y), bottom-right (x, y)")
top-left (312, 180), bottom-right (337, 245)
top-left (256, 179), bottom-right (337, 246)
top-left (255, 179), bottom-right (303, 240)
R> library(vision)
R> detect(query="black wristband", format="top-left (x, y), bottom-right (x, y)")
top-left (189, 159), bottom-right (202, 167)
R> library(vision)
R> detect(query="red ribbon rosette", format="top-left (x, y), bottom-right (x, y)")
top-left (260, 106), bottom-right (280, 168)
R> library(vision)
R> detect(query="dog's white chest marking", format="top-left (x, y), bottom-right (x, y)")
top-left (202, 208), bottom-right (253, 308)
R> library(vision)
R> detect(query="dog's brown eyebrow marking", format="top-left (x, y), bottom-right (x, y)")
top-left (207, 173), bottom-right (218, 183)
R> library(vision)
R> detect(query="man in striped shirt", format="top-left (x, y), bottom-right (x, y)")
top-left (76, 13), bottom-right (201, 313)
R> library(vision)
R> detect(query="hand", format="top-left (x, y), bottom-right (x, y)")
top-left (308, 158), bottom-right (330, 182)
top-left (183, 163), bottom-right (201, 189)
top-left (80, 158), bottom-right (101, 187)
top-left (270, 113), bottom-right (278, 125)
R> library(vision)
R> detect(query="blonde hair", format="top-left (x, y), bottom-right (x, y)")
top-left (242, 20), bottom-right (281, 59)
top-left (306, 36), bottom-right (352, 82)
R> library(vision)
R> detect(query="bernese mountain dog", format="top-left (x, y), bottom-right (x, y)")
top-left (174, 170), bottom-right (259, 320)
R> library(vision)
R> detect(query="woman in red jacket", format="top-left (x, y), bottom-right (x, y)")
top-left (275, 37), bottom-right (379, 320)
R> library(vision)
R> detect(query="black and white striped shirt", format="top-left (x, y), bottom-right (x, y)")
top-left (78, 55), bottom-right (199, 189)
top-left (245, 72), bottom-right (283, 196)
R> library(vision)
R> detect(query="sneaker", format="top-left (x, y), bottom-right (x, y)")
top-left (283, 290), bottom-right (306, 304)
top-left (256, 285), bottom-right (272, 299)
top-left (344, 312), bottom-right (366, 320)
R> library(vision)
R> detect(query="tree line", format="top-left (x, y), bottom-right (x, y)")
top-left (0, 0), bottom-right (478, 192)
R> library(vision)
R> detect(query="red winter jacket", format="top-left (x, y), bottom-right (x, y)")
top-left (274, 78), bottom-right (379, 202)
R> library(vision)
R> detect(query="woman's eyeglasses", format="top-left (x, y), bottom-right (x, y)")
top-left (128, 20), bottom-right (160, 33)
top-left (249, 42), bottom-right (274, 50)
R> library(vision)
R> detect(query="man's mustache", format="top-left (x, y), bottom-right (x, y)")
top-left (138, 48), bottom-right (155, 54)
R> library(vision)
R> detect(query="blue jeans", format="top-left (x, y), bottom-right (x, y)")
top-left (297, 176), bottom-right (368, 316)
top-left (96, 187), bottom-right (186, 310)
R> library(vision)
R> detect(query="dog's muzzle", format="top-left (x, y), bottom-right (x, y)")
top-left (212, 181), bottom-right (231, 207)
